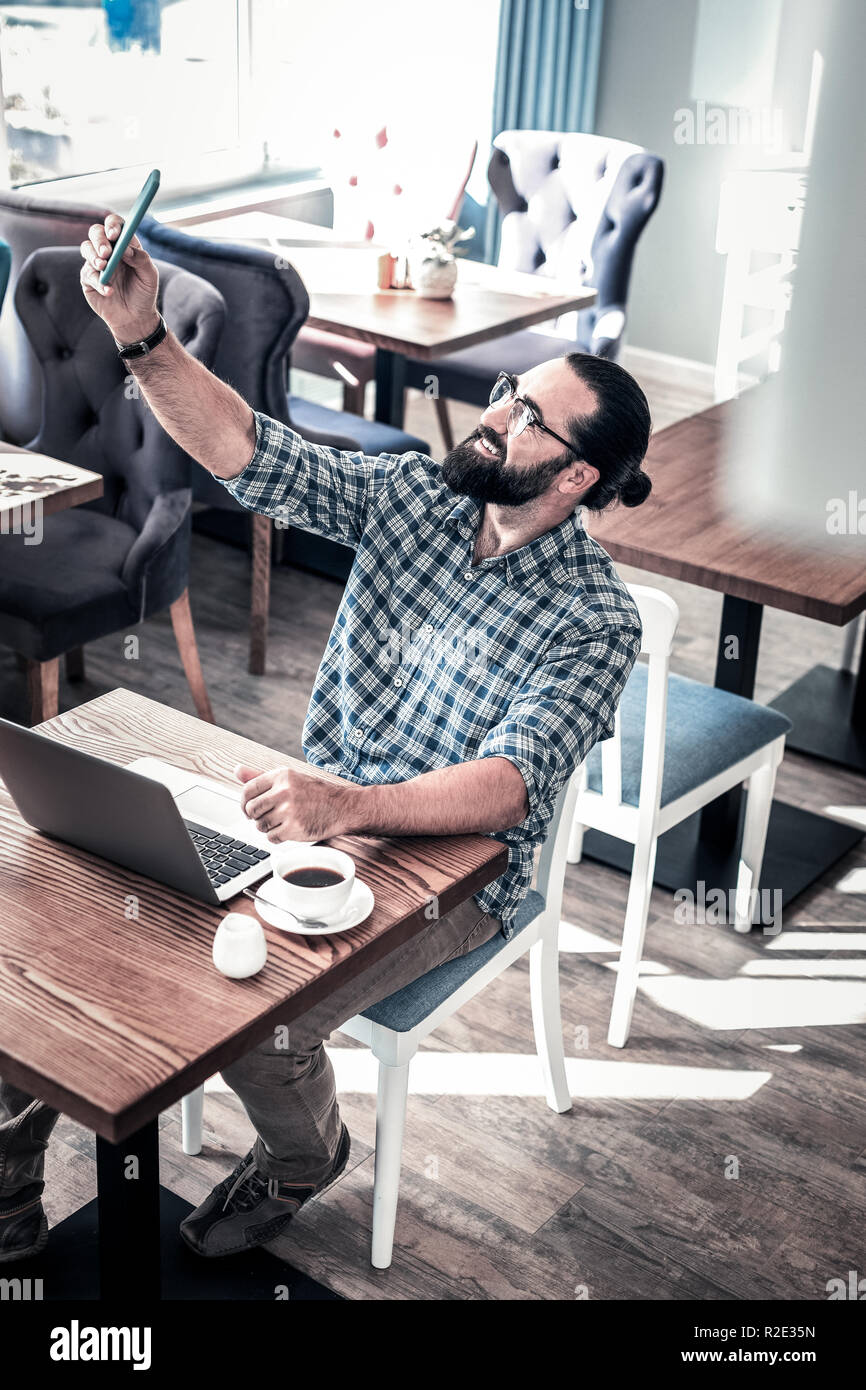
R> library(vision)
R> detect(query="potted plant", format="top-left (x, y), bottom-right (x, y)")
top-left (409, 219), bottom-right (475, 299)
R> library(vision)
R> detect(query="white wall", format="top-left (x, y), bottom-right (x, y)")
top-left (594, 0), bottom-right (835, 365)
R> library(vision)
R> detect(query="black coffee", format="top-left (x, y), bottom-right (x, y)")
top-left (283, 867), bottom-right (345, 889)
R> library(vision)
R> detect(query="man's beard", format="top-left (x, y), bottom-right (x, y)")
top-left (441, 427), bottom-right (570, 506)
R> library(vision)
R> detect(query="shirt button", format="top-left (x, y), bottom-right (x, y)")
top-left (423, 623), bottom-right (434, 634)
top-left (393, 676), bottom-right (403, 687)
top-left (464, 569), bottom-right (472, 579)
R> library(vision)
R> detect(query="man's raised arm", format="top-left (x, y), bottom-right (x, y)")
top-left (80, 214), bottom-right (255, 479)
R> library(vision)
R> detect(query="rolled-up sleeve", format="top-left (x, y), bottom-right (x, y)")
top-left (218, 410), bottom-right (405, 547)
top-left (476, 617), bottom-right (642, 826)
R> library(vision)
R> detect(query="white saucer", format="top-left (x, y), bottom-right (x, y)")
top-left (252, 876), bottom-right (374, 935)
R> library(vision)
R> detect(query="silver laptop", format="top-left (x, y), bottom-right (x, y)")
top-left (0, 717), bottom-right (295, 904)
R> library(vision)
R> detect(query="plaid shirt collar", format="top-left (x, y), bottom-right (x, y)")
top-left (444, 494), bottom-right (589, 591)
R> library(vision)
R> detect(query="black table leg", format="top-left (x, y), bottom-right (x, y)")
top-left (374, 348), bottom-right (406, 429)
top-left (96, 1121), bottom-right (161, 1302)
top-left (769, 619), bottom-right (866, 772)
top-left (699, 596), bottom-right (763, 848)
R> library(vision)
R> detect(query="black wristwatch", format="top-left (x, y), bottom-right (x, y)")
top-left (115, 314), bottom-right (167, 361)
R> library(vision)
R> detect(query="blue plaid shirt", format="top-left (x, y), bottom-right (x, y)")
top-left (220, 412), bottom-right (642, 937)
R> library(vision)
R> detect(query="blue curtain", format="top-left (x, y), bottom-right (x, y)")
top-left (103, 0), bottom-right (163, 54)
top-left (483, 0), bottom-right (605, 261)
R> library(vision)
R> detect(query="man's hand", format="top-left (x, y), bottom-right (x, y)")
top-left (79, 214), bottom-right (160, 345)
top-left (236, 764), bottom-right (355, 844)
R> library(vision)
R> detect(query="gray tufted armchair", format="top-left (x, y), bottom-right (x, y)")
top-left (0, 246), bottom-right (224, 725)
top-left (404, 131), bottom-right (663, 449)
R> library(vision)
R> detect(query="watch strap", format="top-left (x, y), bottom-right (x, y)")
top-left (116, 314), bottom-right (167, 360)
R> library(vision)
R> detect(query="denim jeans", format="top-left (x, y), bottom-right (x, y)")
top-left (0, 895), bottom-right (501, 1196)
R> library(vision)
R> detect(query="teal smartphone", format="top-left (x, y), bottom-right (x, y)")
top-left (98, 168), bottom-right (160, 286)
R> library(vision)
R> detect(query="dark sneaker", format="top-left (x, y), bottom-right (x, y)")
top-left (0, 1184), bottom-right (48, 1264)
top-left (180, 1123), bottom-right (350, 1258)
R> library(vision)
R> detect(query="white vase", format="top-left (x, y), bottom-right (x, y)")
top-left (411, 255), bottom-right (458, 300)
top-left (212, 912), bottom-right (268, 979)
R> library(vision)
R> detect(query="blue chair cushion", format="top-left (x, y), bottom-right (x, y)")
top-left (403, 329), bottom-right (572, 408)
top-left (586, 663), bottom-right (792, 809)
top-left (360, 889), bottom-right (545, 1033)
top-left (288, 397), bottom-right (429, 457)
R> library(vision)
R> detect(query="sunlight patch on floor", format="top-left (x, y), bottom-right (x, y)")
top-left (739, 958), bottom-right (866, 978)
top-left (633, 974), bottom-right (866, 1030)
top-left (320, 1048), bottom-right (772, 1100)
top-left (556, 920), bottom-right (621, 953)
top-left (765, 931), bottom-right (866, 951)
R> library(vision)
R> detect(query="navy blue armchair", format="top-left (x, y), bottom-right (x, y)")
top-left (404, 132), bottom-right (663, 448)
top-left (0, 238), bottom-right (9, 314)
top-left (0, 247), bottom-right (223, 725)
top-left (138, 217), bottom-right (430, 671)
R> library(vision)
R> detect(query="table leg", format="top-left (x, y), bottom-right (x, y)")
top-left (374, 349), bottom-right (406, 430)
top-left (769, 620), bottom-right (866, 772)
top-left (699, 596), bottom-right (763, 848)
top-left (96, 1121), bottom-right (161, 1301)
top-left (853, 631), bottom-right (866, 724)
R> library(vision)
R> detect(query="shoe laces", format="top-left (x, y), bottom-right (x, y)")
top-left (220, 1156), bottom-right (275, 1214)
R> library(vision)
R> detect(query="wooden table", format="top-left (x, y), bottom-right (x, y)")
top-left (0, 689), bottom-right (507, 1300)
top-left (586, 391), bottom-right (866, 908)
top-left (0, 440), bottom-right (103, 522)
top-left (182, 224), bottom-right (597, 429)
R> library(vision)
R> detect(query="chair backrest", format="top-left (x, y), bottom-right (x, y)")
top-left (593, 583), bottom-right (680, 822)
top-left (533, 584), bottom-right (678, 920)
top-left (138, 216), bottom-right (305, 426)
top-left (138, 218), bottom-right (361, 473)
top-left (0, 191), bottom-right (112, 444)
top-left (487, 131), bottom-right (664, 353)
top-left (14, 246), bottom-right (225, 533)
top-left (534, 767), bottom-right (585, 930)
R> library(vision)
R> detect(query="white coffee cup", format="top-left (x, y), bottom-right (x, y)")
top-left (267, 845), bottom-right (355, 921)
top-left (212, 912), bottom-right (268, 978)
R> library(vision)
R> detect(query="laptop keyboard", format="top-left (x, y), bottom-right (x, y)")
top-left (183, 819), bottom-right (270, 887)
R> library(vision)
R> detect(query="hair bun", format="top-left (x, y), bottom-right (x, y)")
top-left (620, 470), bottom-right (652, 507)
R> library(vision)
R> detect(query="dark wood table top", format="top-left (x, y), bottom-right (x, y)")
top-left (189, 236), bottom-right (595, 361)
top-left (588, 394), bottom-right (866, 625)
top-left (0, 440), bottom-right (103, 520)
top-left (0, 690), bottom-right (508, 1142)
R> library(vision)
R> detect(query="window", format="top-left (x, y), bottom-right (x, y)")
top-left (0, 0), bottom-right (244, 189)
top-left (0, 0), bottom-right (500, 207)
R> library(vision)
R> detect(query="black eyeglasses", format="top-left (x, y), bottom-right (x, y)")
top-left (488, 372), bottom-right (579, 456)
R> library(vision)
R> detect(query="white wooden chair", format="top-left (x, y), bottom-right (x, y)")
top-left (567, 584), bottom-right (792, 1049)
top-left (181, 765), bottom-right (583, 1268)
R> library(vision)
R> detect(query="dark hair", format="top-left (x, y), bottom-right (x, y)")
top-left (562, 352), bottom-right (652, 510)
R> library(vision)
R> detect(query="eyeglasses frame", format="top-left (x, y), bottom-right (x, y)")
top-left (489, 371), bottom-right (580, 458)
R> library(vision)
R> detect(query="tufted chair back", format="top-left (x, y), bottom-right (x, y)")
top-left (138, 215), bottom-right (306, 428)
top-left (0, 238), bottom-right (10, 314)
top-left (14, 246), bottom-right (225, 537)
top-left (487, 132), bottom-right (663, 354)
top-left (0, 192), bottom-right (112, 445)
top-left (136, 216), bottom-right (359, 511)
